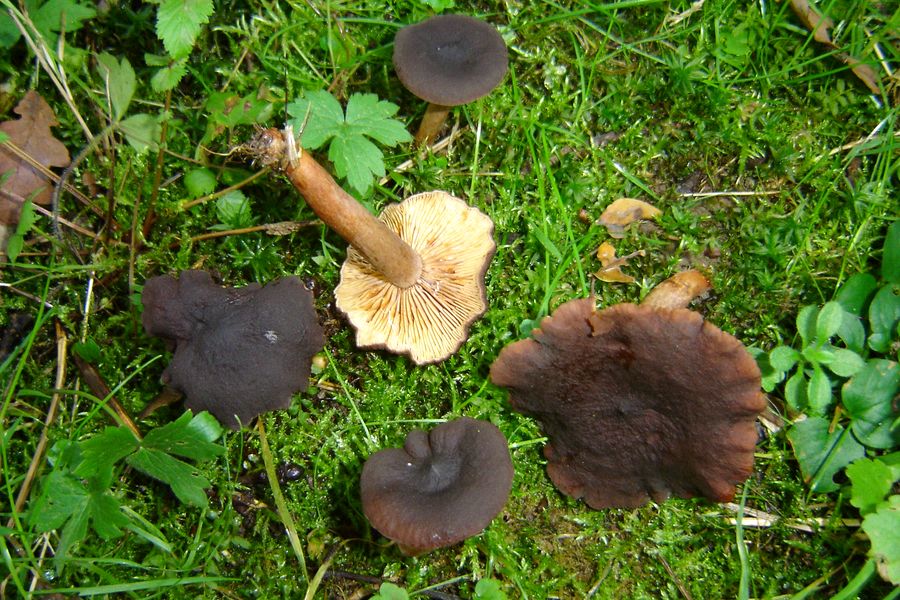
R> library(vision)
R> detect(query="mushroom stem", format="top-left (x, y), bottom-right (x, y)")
top-left (256, 128), bottom-right (423, 289)
top-left (414, 103), bottom-right (451, 146)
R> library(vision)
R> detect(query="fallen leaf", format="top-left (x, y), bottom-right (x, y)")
top-left (597, 198), bottom-right (661, 238)
top-left (0, 91), bottom-right (71, 224)
top-left (789, 0), bottom-right (833, 45)
top-left (594, 241), bottom-right (644, 284)
top-left (642, 270), bottom-right (711, 309)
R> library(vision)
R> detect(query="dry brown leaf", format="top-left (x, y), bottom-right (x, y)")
top-left (597, 198), bottom-right (661, 238)
top-left (844, 55), bottom-right (882, 95)
top-left (789, 0), bottom-right (834, 45)
top-left (594, 241), bottom-right (644, 284)
top-left (642, 270), bottom-right (711, 310)
top-left (0, 91), bottom-right (71, 223)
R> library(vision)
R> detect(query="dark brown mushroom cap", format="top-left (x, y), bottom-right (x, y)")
top-left (360, 417), bottom-right (513, 555)
top-left (490, 299), bottom-right (765, 509)
top-left (393, 14), bottom-right (508, 106)
top-left (141, 270), bottom-right (324, 429)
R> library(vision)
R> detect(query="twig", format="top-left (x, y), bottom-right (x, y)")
top-left (0, 139), bottom-right (100, 213)
top-left (187, 220), bottom-right (318, 243)
top-left (72, 355), bottom-right (141, 438)
top-left (679, 190), bottom-right (780, 198)
top-left (720, 502), bottom-right (861, 533)
top-left (141, 90), bottom-right (172, 240)
top-left (7, 320), bottom-right (66, 525)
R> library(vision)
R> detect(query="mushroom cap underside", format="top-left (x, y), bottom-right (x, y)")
top-left (335, 191), bottom-right (495, 365)
top-left (490, 299), bottom-right (765, 509)
top-left (360, 417), bottom-right (513, 555)
top-left (142, 271), bottom-right (324, 428)
top-left (393, 14), bottom-right (508, 106)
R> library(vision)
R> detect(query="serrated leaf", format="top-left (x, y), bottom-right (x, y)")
top-left (836, 272), bottom-right (878, 316)
top-left (74, 426), bottom-right (139, 478)
top-left (797, 304), bottom-right (818, 347)
top-left (141, 410), bottom-right (225, 461)
top-left (883, 221), bottom-right (900, 285)
top-left (844, 359), bottom-right (900, 449)
top-left (156, 0), bottom-right (213, 59)
top-left (118, 113), bottom-right (160, 153)
top-left (151, 60), bottom-right (188, 92)
top-left (344, 93), bottom-right (411, 146)
top-left (126, 447), bottom-right (211, 507)
top-left (816, 301), bottom-right (844, 344)
top-left (787, 417), bottom-right (866, 493)
top-left (30, 470), bottom-right (89, 532)
top-left (329, 134), bottom-right (384, 196)
top-left (868, 284), bottom-right (900, 353)
top-left (769, 345), bottom-right (800, 373)
top-left (286, 90), bottom-right (345, 150)
top-left (862, 504), bottom-right (900, 584)
top-left (96, 53), bottom-right (135, 121)
top-left (184, 168), bottom-right (217, 198)
top-left (215, 190), bottom-right (254, 230)
top-left (847, 458), bottom-right (896, 515)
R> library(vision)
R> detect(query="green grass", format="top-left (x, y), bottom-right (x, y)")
top-left (1, 0), bottom-right (898, 597)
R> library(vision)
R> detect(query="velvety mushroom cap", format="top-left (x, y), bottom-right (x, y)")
top-left (335, 191), bottom-right (495, 365)
top-left (142, 270), bottom-right (324, 429)
top-left (360, 417), bottom-right (513, 555)
top-left (490, 299), bottom-right (765, 509)
top-left (393, 14), bottom-right (508, 106)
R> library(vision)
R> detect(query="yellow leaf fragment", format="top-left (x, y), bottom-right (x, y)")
top-left (594, 241), bottom-right (644, 284)
top-left (642, 270), bottom-right (711, 310)
top-left (598, 198), bottom-right (661, 238)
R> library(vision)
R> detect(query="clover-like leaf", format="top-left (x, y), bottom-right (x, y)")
top-left (847, 457), bottom-right (896, 515)
top-left (862, 502), bottom-right (900, 584)
top-left (787, 416), bottom-right (866, 493)
top-left (843, 358), bottom-right (900, 449)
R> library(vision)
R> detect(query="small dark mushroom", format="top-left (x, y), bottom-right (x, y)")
top-left (393, 14), bottom-right (508, 145)
top-left (490, 298), bottom-right (765, 509)
top-left (360, 417), bottom-right (513, 555)
top-left (141, 270), bottom-right (324, 429)
top-left (246, 128), bottom-right (495, 365)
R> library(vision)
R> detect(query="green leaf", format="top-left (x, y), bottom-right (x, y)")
top-left (215, 190), bottom-right (254, 230)
top-left (787, 417), bottom-right (866, 493)
top-left (126, 448), bottom-right (212, 507)
top-left (807, 365), bottom-right (833, 415)
top-left (883, 220), bottom-right (900, 285)
top-left (151, 60), bottom-right (188, 92)
top-left (862, 504), bottom-right (900, 584)
top-left (140, 410), bottom-right (225, 461)
top-left (184, 168), bottom-right (217, 198)
top-left (751, 348), bottom-right (782, 392)
top-left (30, 0), bottom-right (97, 40)
top-left (96, 53), bottom-right (135, 121)
top-left (205, 91), bottom-right (273, 129)
top-left (826, 348), bottom-right (866, 378)
top-left (74, 426), bottom-right (139, 478)
top-left (796, 305), bottom-right (818, 347)
top-left (118, 113), bottom-right (160, 153)
top-left (156, 0), bottom-right (213, 59)
top-left (329, 134), bottom-right (384, 197)
top-left (837, 309), bottom-right (866, 354)
top-left (30, 470), bottom-right (89, 532)
top-left (802, 343), bottom-right (834, 366)
top-left (816, 301), bottom-right (844, 344)
top-left (843, 359), bottom-right (900, 449)
top-left (784, 369), bottom-right (808, 412)
top-left (836, 272), bottom-right (878, 316)
top-left (287, 90), bottom-right (346, 150)
top-left (5, 199), bottom-right (35, 262)
top-left (475, 578), bottom-right (507, 600)
top-left (847, 458), bottom-right (896, 515)
top-left (372, 582), bottom-right (409, 600)
top-left (769, 345), bottom-right (800, 372)
top-left (344, 93), bottom-right (411, 147)
top-left (868, 284), bottom-right (900, 353)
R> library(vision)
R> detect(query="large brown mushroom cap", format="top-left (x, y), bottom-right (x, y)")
top-left (360, 417), bottom-right (513, 555)
top-left (490, 299), bottom-right (765, 509)
top-left (335, 191), bottom-right (495, 365)
top-left (142, 271), bottom-right (324, 429)
top-left (393, 14), bottom-right (509, 107)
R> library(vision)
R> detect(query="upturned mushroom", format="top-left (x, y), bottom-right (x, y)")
top-left (489, 293), bottom-right (764, 509)
top-left (359, 417), bottom-right (513, 555)
top-left (141, 270), bottom-right (324, 429)
top-left (246, 127), bottom-right (495, 365)
top-left (393, 14), bottom-right (508, 145)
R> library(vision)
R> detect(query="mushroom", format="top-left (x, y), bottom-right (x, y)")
top-left (393, 14), bottom-right (508, 145)
top-left (141, 270), bottom-right (324, 429)
top-left (359, 417), bottom-right (513, 555)
top-left (246, 127), bottom-right (495, 365)
top-left (489, 298), bottom-right (765, 509)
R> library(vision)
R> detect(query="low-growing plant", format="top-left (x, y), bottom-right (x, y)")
top-left (755, 221), bottom-right (899, 592)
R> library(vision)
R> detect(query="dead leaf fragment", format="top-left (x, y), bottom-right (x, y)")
top-left (0, 91), bottom-right (71, 223)
top-left (642, 270), bottom-right (711, 309)
top-left (598, 198), bottom-right (661, 238)
top-left (594, 241), bottom-right (644, 284)
top-left (789, 0), bottom-right (833, 45)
